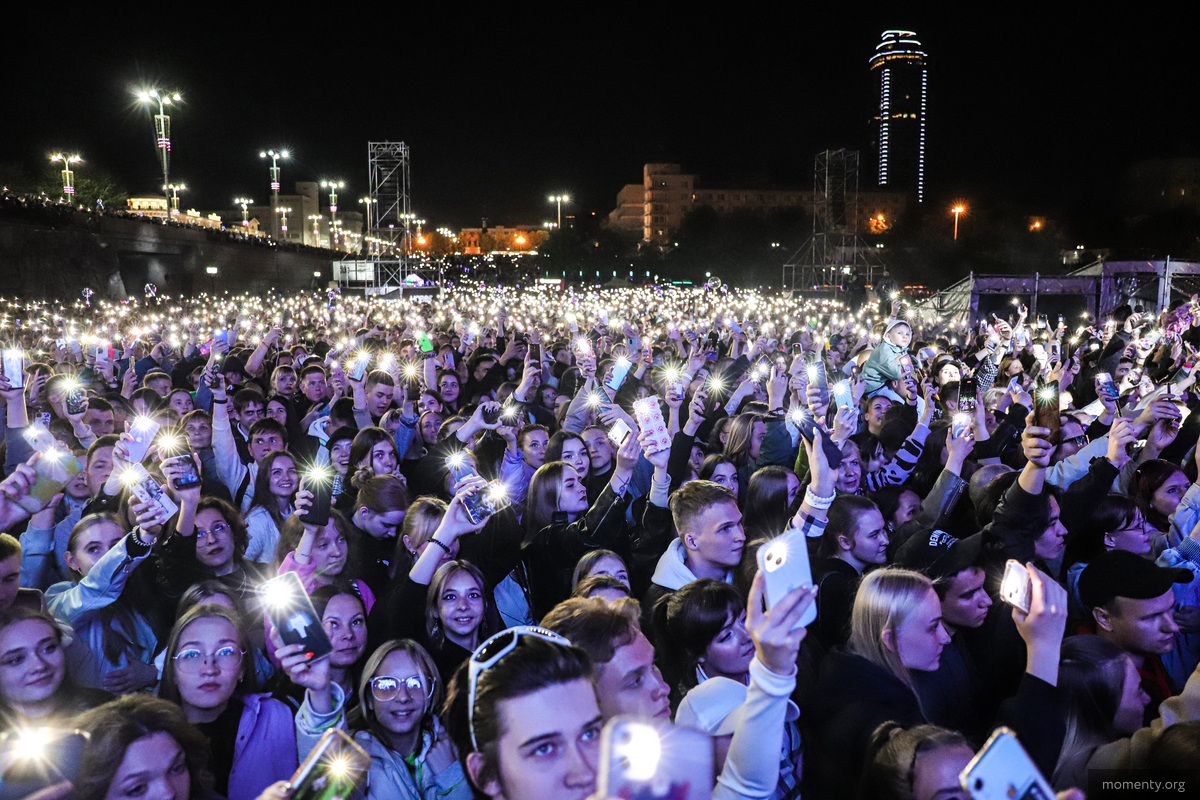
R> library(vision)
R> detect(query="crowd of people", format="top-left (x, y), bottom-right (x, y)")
top-left (0, 281), bottom-right (1197, 800)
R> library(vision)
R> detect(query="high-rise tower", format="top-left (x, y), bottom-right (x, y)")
top-left (869, 30), bottom-right (928, 203)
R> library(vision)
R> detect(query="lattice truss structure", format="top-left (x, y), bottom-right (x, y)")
top-left (782, 149), bottom-right (882, 292)
top-left (367, 141), bottom-right (413, 287)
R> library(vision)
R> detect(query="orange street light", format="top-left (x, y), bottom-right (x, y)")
top-left (951, 204), bottom-right (966, 240)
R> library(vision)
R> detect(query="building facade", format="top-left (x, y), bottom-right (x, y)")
top-left (609, 163), bottom-right (908, 246)
top-left (869, 30), bottom-right (928, 203)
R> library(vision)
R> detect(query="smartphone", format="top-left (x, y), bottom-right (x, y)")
top-left (999, 560), bottom-right (1032, 614)
top-left (1033, 380), bottom-right (1061, 444)
top-left (1095, 371), bottom-right (1119, 402)
top-left (213, 329), bottom-right (229, 353)
top-left (756, 528), bottom-right (818, 630)
top-left (1, 348), bottom-right (24, 388)
top-left (481, 403), bottom-right (502, 426)
top-left (462, 480), bottom-right (513, 525)
top-left (608, 419), bottom-right (633, 446)
top-left (806, 360), bottom-right (829, 403)
top-left (1006, 376), bottom-right (1023, 395)
top-left (897, 353), bottom-right (914, 376)
top-left (597, 717), bottom-right (713, 800)
top-left (0, 729), bottom-right (89, 800)
top-left (446, 451), bottom-right (476, 484)
top-left (418, 332), bottom-right (435, 353)
top-left (529, 343), bottom-right (543, 362)
top-left (348, 352), bottom-right (370, 382)
top-left (65, 383), bottom-right (87, 415)
top-left (122, 464), bottom-right (179, 519)
top-left (281, 309), bottom-right (292, 327)
top-left (163, 454), bottom-right (202, 491)
top-left (951, 412), bottom-right (972, 440)
top-left (125, 416), bottom-right (162, 464)
top-left (632, 398), bottom-right (671, 454)
top-left (259, 571), bottom-right (333, 662)
top-left (17, 445), bottom-right (81, 515)
top-left (796, 412), bottom-right (843, 468)
top-left (959, 375), bottom-right (977, 413)
top-left (289, 729), bottom-right (370, 800)
top-left (831, 380), bottom-right (853, 409)
top-left (959, 727), bottom-right (1054, 800)
top-left (606, 359), bottom-right (633, 396)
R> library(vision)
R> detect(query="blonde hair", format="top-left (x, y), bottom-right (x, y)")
top-left (848, 568), bottom-right (936, 690)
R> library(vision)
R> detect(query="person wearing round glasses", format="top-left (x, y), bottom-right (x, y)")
top-left (442, 625), bottom-right (602, 800)
top-left (354, 639), bottom-right (471, 799)
top-left (159, 604), bottom-right (339, 800)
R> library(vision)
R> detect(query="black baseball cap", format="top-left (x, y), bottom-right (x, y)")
top-left (1078, 550), bottom-right (1192, 610)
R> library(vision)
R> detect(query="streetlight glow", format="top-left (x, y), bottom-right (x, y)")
top-left (136, 87), bottom-right (183, 206)
top-left (951, 203), bottom-right (967, 240)
top-left (49, 153), bottom-right (83, 199)
top-left (548, 194), bottom-right (570, 229)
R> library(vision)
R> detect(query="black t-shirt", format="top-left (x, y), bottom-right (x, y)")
top-left (195, 697), bottom-right (244, 797)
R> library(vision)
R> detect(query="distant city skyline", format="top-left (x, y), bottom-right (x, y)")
top-left (2, 10), bottom-right (1196, 234)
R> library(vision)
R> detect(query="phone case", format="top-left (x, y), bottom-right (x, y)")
top-left (608, 419), bottom-right (633, 446)
top-left (18, 448), bottom-right (81, 514)
top-left (124, 464), bottom-right (179, 519)
top-left (598, 717), bottom-right (713, 800)
top-left (1, 349), bottom-right (24, 388)
top-left (633, 398), bottom-right (671, 454)
top-left (259, 571), bottom-right (333, 661)
top-left (951, 413), bottom-right (972, 440)
top-left (300, 469), bottom-right (333, 526)
top-left (1000, 560), bottom-right (1031, 613)
top-left (1033, 381), bottom-right (1061, 444)
top-left (798, 416), bottom-right (843, 468)
top-left (66, 386), bottom-right (87, 415)
top-left (606, 360), bottom-right (633, 395)
top-left (125, 417), bottom-right (161, 464)
top-left (463, 481), bottom-right (513, 525)
top-left (832, 381), bottom-right (853, 408)
top-left (959, 727), bottom-right (1054, 800)
top-left (288, 729), bottom-right (370, 800)
top-left (757, 528), bottom-right (818, 630)
top-left (164, 455), bottom-right (202, 491)
top-left (0, 730), bottom-right (89, 800)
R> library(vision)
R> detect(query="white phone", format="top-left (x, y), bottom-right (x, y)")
top-left (959, 727), bottom-right (1054, 800)
top-left (756, 528), bottom-right (818, 630)
top-left (608, 419), bottom-right (633, 447)
top-left (124, 417), bottom-right (162, 464)
top-left (598, 717), bottom-right (713, 800)
top-left (1000, 559), bottom-right (1031, 614)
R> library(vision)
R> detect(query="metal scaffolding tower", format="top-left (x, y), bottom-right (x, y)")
top-left (781, 149), bottom-right (882, 292)
top-left (366, 141), bottom-right (413, 289)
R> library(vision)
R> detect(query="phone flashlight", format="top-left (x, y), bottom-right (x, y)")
top-left (615, 722), bottom-right (662, 782)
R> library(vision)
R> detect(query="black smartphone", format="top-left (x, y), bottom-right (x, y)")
top-left (481, 403), bottom-right (501, 425)
top-left (1033, 380), bottom-right (1061, 445)
top-left (300, 467), bottom-right (333, 527)
top-left (259, 571), bottom-right (333, 661)
top-left (65, 384), bottom-right (87, 415)
top-left (796, 412), bottom-right (843, 468)
top-left (529, 343), bottom-right (541, 361)
top-left (163, 454), bottom-right (202, 491)
top-left (959, 376), bottom-right (977, 413)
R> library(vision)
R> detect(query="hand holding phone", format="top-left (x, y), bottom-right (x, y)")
top-left (598, 717), bottom-right (713, 800)
top-left (260, 571), bottom-right (333, 662)
top-left (959, 727), bottom-right (1054, 800)
top-left (756, 529), bottom-right (818, 630)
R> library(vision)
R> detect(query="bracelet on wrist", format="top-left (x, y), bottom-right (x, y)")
top-left (428, 537), bottom-right (452, 555)
top-left (804, 486), bottom-right (836, 510)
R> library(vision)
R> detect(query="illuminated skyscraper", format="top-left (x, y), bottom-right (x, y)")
top-left (869, 30), bottom-right (928, 203)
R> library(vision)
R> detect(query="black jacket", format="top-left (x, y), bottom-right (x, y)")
top-left (520, 484), bottom-right (631, 620)
top-left (805, 647), bottom-right (925, 800)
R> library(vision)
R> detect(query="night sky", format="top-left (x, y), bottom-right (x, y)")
top-left (3, 8), bottom-right (1195, 229)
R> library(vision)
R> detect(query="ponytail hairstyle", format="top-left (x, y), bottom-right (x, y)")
top-left (859, 723), bottom-right (970, 800)
top-left (390, 497), bottom-right (448, 579)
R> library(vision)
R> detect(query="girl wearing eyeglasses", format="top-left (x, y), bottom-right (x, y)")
top-left (159, 604), bottom-right (340, 800)
top-left (158, 494), bottom-right (265, 611)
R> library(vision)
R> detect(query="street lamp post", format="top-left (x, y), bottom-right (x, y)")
top-left (548, 194), bottom-right (569, 229)
top-left (308, 214), bottom-right (323, 246)
top-left (321, 180), bottom-right (344, 244)
top-left (49, 153), bottom-right (82, 199)
top-left (164, 183), bottom-right (186, 214)
top-left (136, 89), bottom-right (182, 207)
top-left (259, 149), bottom-right (289, 195)
top-left (952, 204), bottom-right (966, 241)
top-left (276, 206), bottom-right (292, 236)
top-left (359, 197), bottom-right (375, 254)
top-left (234, 198), bottom-right (255, 227)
